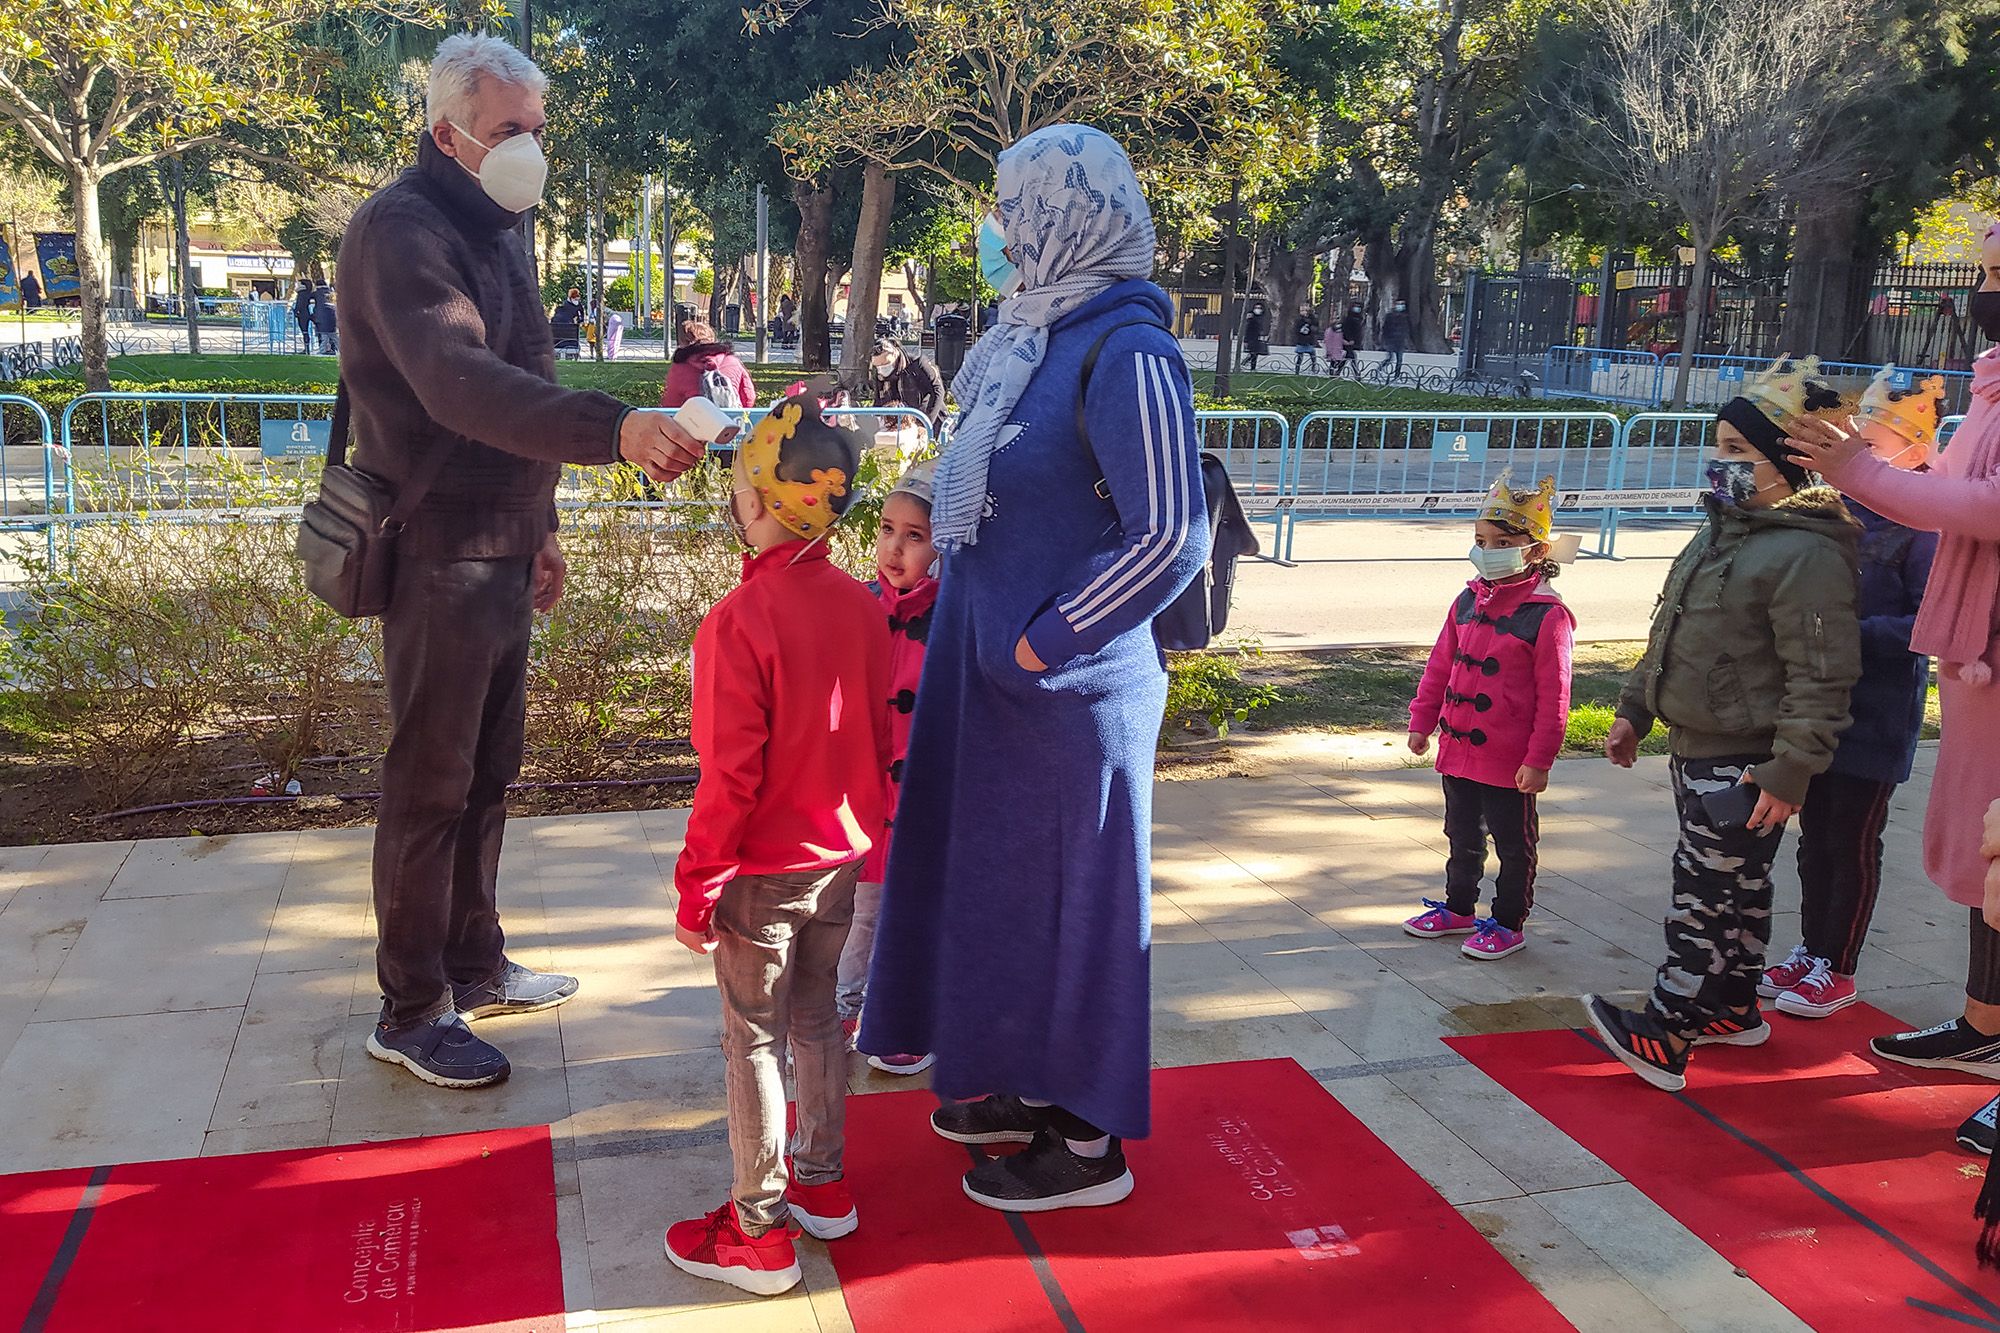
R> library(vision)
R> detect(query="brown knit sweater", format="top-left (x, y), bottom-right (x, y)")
top-left (339, 134), bottom-right (631, 559)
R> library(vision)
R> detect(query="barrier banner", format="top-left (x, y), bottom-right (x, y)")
top-left (1281, 488), bottom-right (1700, 514)
top-left (0, 234), bottom-right (16, 306)
top-left (33, 233), bottom-right (80, 299)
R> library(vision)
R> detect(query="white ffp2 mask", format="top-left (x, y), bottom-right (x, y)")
top-left (449, 123), bottom-right (548, 213)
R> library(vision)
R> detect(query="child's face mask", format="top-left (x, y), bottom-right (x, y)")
top-left (1858, 417), bottom-right (1932, 470)
top-left (1705, 458), bottom-right (1776, 506)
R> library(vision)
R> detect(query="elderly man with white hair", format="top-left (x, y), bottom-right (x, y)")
top-left (341, 34), bottom-right (703, 1089)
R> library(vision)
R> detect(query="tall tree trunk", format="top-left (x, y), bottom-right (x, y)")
top-left (1264, 241), bottom-right (1316, 345)
top-left (68, 164), bottom-right (110, 391)
top-left (1671, 242), bottom-right (1712, 409)
top-left (1780, 198), bottom-right (1870, 359)
top-left (1321, 241), bottom-right (1356, 327)
top-left (840, 162), bottom-right (897, 386)
top-left (792, 177), bottom-right (835, 370)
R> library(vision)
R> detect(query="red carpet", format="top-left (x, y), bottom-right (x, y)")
top-left (1450, 1004), bottom-right (2000, 1332)
top-left (0, 1126), bottom-right (563, 1332)
top-left (830, 1057), bottom-right (1571, 1332)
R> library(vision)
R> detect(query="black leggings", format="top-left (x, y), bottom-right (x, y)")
top-left (1972, 908), bottom-right (2000, 1006)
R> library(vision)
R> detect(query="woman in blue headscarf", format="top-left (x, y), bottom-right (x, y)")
top-left (860, 125), bottom-right (1206, 1212)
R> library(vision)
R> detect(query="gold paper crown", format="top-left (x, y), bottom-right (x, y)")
top-left (736, 396), bottom-right (859, 542)
top-left (1856, 364), bottom-right (1945, 447)
top-left (1478, 469), bottom-right (1557, 543)
top-left (1740, 354), bottom-right (1842, 429)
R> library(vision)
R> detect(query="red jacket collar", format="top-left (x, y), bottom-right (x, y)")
top-left (741, 538), bottom-right (832, 581)
top-left (1467, 573), bottom-right (1557, 611)
top-left (874, 574), bottom-right (939, 615)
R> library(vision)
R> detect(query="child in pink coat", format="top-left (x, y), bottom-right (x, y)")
top-left (1404, 473), bottom-right (1576, 959)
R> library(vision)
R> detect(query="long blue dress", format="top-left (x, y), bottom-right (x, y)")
top-left (860, 279), bottom-right (1206, 1139)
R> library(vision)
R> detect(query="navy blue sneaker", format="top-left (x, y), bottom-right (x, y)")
top-left (453, 961), bottom-right (580, 1019)
top-left (366, 1013), bottom-right (510, 1088)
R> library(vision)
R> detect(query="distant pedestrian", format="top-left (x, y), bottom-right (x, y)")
top-left (1321, 320), bottom-right (1343, 374)
top-left (551, 286), bottom-right (583, 360)
top-left (312, 285), bottom-right (338, 355)
top-left (1338, 303), bottom-right (1364, 377)
top-left (869, 334), bottom-right (947, 432)
top-left (21, 271), bottom-right (42, 310)
top-left (1382, 300), bottom-right (1411, 379)
top-left (293, 280), bottom-right (316, 353)
top-left (1243, 303), bottom-right (1269, 371)
top-left (1293, 308), bottom-right (1321, 374)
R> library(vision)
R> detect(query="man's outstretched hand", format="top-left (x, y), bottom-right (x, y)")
top-left (620, 410), bottom-right (705, 484)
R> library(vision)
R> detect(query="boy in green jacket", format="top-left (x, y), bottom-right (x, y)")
top-left (1588, 357), bottom-right (1862, 1091)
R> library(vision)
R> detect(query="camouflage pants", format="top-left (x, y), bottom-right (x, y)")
top-left (1647, 756), bottom-right (1785, 1039)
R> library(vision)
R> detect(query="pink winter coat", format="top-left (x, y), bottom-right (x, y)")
top-left (863, 573), bottom-right (938, 882)
top-left (1409, 575), bottom-right (1576, 788)
top-left (660, 342), bottom-right (757, 410)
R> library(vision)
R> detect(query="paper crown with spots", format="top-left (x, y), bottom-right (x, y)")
top-left (1740, 354), bottom-right (1843, 430)
top-left (735, 394), bottom-right (863, 541)
top-left (1856, 364), bottom-right (1946, 447)
top-left (1478, 469), bottom-right (1557, 543)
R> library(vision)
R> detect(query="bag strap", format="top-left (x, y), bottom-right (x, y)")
top-left (1074, 315), bottom-right (1171, 502)
top-left (325, 377), bottom-right (456, 533)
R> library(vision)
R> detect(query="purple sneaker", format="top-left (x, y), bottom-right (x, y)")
top-left (867, 1051), bottom-right (935, 1076)
top-left (1403, 898), bottom-right (1478, 939)
top-left (1461, 918), bottom-right (1526, 960)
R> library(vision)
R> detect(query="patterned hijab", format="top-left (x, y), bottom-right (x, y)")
top-left (930, 125), bottom-right (1158, 550)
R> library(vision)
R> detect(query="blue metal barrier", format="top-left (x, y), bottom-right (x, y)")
top-left (1540, 346), bottom-right (1663, 406)
top-left (58, 391), bottom-right (337, 517)
top-left (1, 394), bottom-right (59, 562)
top-left (1942, 414), bottom-right (1967, 449)
top-left (1285, 410), bottom-right (1623, 561)
top-left (1194, 410), bottom-right (1292, 558)
top-left (1600, 413), bottom-right (1716, 556)
top-left (1665, 354), bottom-right (1975, 416)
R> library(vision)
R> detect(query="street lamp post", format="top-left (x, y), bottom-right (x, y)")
top-left (1517, 181), bottom-right (1586, 277)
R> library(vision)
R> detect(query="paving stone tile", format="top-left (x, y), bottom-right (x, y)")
top-left (0, 1008), bottom-right (241, 1172)
top-left (36, 887), bottom-right (278, 1021)
top-left (105, 829), bottom-right (300, 899)
top-left (1151, 1006), bottom-right (1363, 1073)
top-left (0, 877), bottom-right (104, 1068)
top-left (1538, 1182), bottom-right (1813, 1330)
top-left (210, 966), bottom-right (351, 1133)
top-left (1457, 1194), bottom-right (1680, 1332)
top-left (260, 825), bottom-right (373, 975)
top-left (1388, 1060), bottom-right (1622, 1194)
top-left (0, 839), bottom-right (130, 902)
top-left (202, 1121), bottom-right (334, 1156)
top-left (1319, 1072), bottom-right (1519, 1206)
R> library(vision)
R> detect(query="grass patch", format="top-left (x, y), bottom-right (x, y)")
top-left (1251, 643), bottom-right (1662, 757)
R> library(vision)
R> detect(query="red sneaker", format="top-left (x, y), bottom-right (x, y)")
top-left (1775, 959), bottom-right (1859, 1019)
top-left (663, 1202), bottom-right (801, 1296)
top-left (788, 1175), bottom-right (859, 1240)
top-left (840, 1018), bottom-right (860, 1051)
top-left (1758, 944), bottom-right (1813, 999)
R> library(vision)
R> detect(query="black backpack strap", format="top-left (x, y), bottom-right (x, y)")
top-left (1075, 315), bottom-right (1171, 501)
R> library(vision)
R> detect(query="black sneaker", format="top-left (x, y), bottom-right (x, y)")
top-left (1869, 1018), bottom-right (2000, 1078)
top-left (961, 1129), bottom-right (1135, 1213)
top-left (453, 961), bottom-right (580, 1020)
top-left (1583, 993), bottom-right (1689, 1092)
top-left (1691, 1008), bottom-right (1771, 1048)
top-left (930, 1095), bottom-right (1053, 1145)
top-left (1959, 1096), bottom-right (2000, 1155)
top-left (366, 1013), bottom-right (510, 1088)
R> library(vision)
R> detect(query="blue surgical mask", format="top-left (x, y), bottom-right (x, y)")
top-left (1468, 544), bottom-right (1529, 581)
top-left (978, 214), bottom-right (1023, 299)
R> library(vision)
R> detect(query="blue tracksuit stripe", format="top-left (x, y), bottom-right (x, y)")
top-left (1062, 352), bottom-right (1195, 632)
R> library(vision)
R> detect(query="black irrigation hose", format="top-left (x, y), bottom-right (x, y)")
top-left (89, 773), bottom-right (700, 823)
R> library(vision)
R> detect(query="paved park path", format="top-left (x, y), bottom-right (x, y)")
top-left (0, 749), bottom-right (1965, 1330)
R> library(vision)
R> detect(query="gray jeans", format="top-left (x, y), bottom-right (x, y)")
top-left (834, 881), bottom-right (884, 1020)
top-left (712, 863), bottom-right (859, 1235)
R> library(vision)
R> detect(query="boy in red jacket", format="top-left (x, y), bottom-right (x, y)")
top-left (665, 395), bottom-right (893, 1297)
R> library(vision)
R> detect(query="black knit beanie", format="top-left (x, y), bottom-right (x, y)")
top-left (1717, 397), bottom-right (1812, 491)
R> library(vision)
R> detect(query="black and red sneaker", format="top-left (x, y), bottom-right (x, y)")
top-left (1583, 993), bottom-right (1689, 1092)
top-left (1691, 1007), bottom-right (1771, 1048)
top-left (961, 1128), bottom-right (1135, 1213)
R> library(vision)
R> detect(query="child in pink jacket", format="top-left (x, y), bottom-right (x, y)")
top-left (1404, 473), bottom-right (1576, 960)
